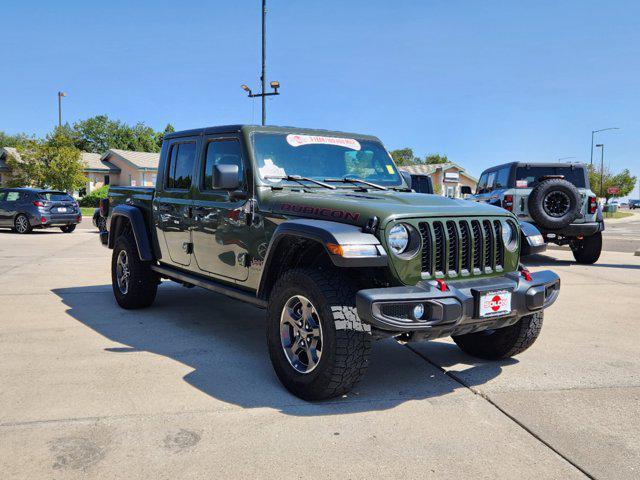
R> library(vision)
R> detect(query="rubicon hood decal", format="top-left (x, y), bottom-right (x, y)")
top-left (280, 203), bottom-right (360, 222)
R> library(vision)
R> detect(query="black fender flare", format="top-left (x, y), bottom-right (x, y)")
top-left (519, 220), bottom-right (546, 256)
top-left (257, 219), bottom-right (387, 299)
top-left (107, 205), bottom-right (154, 261)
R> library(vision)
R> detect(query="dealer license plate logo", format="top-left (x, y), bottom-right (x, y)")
top-left (479, 290), bottom-right (512, 318)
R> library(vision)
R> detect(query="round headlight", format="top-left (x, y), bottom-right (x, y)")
top-left (388, 223), bottom-right (410, 254)
top-left (502, 221), bottom-right (518, 251)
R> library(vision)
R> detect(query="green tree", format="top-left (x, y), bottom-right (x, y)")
top-left (0, 131), bottom-right (33, 148)
top-left (390, 148), bottom-right (421, 166)
top-left (588, 165), bottom-right (637, 201)
top-left (71, 115), bottom-right (161, 153)
top-left (155, 123), bottom-right (175, 149)
top-left (424, 153), bottom-right (449, 165)
top-left (7, 130), bottom-right (87, 192)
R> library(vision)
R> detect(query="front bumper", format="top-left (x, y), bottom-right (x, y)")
top-left (356, 270), bottom-right (560, 340)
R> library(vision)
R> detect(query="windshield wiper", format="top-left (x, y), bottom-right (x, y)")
top-left (264, 175), bottom-right (336, 190)
top-left (323, 177), bottom-right (388, 191)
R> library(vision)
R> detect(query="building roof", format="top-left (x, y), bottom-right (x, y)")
top-left (400, 162), bottom-right (478, 183)
top-left (101, 149), bottom-right (160, 170)
top-left (0, 147), bottom-right (21, 171)
top-left (81, 152), bottom-right (120, 172)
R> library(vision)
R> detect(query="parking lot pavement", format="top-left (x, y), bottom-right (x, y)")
top-left (601, 211), bottom-right (640, 253)
top-left (1, 229), bottom-right (638, 479)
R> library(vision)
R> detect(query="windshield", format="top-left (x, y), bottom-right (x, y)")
top-left (39, 191), bottom-right (74, 202)
top-left (515, 166), bottom-right (587, 189)
top-left (252, 132), bottom-right (403, 187)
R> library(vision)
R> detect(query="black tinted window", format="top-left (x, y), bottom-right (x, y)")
top-left (39, 191), bottom-right (74, 202)
top-left (411, 175), bottom-right (433, 194)
top-left (166, 142), bottom-right (196, 189)
top-left (515, 166), bottom-right (586, 188)
top-left (203, 140), bottom-right (244, 190)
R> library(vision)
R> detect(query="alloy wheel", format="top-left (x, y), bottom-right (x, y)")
top-left (279, 295), bottom-right (323, 374)
top-left (15, 216), bottom-right (29, 233)
top-left (116, 250), bottom-right (131, 295)
top-left (543, 191), bottom-right (570, 217)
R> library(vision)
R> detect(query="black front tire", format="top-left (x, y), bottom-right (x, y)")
top-left (452, 312), bottom-right (543, 360)
top-left (571, 232), bottom-right (602, 264)
top-left (111, 230), bottom-right (158, 309)
top-left (60, 225), bottom-right (76, 233)
top-left (266, 268), bottom-right (372, 400)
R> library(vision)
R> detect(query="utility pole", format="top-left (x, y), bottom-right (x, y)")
top-left (241, 0), bottom-right (280, 125)
top-left (590, 127), bottom-right (619, 168)
top-left (596, 143), bottom-right (604, 199)
top-left (57, 91), bottom-right (67, 128)
top-left (261, 0), bottom-right (266, 126)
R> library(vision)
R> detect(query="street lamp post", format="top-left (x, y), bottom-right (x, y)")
top-left (596, 143), bottom-right (604, 199)
top-left (590, 127), bottom-right (618, 168)
top-left (241, 0), bottom-right (280, 125)
top-left (57, 91), bottom-right (67, 128)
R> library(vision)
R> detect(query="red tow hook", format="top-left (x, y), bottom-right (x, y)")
top-left (519, 267), bottom-right (532, 282)
top-left (435, 278), bottom-right (447, 292)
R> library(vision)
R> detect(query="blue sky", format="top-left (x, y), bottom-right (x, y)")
top-left (1, 0), bottom-right (639, 183)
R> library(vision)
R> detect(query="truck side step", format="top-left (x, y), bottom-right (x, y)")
top-left (151, 264), bottom-right (267, 309)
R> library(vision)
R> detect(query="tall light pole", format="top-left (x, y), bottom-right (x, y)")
top-left (241, 0), bottom-right (280, 125)
top-left (57, 91), bottom-right (67, 128)
top-left (590, 127), bottom-right (618, 168)
top-left (596, 143), bottom-right (604, 199)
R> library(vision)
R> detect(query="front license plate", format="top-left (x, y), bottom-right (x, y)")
top-left (479, 290), bottom-right (512, 318)
top-left (57, 207), bottom-right (67, 213)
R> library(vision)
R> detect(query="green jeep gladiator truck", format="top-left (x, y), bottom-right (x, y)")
top-left (99, 125), bottom-right (560, 400)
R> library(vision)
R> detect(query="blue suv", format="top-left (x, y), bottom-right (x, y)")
top-left (0, 188), bottom-right (81, 234)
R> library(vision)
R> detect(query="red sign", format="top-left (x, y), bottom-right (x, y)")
top-left (607, 187), bottom-right (620, 195)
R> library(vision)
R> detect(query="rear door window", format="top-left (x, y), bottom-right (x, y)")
top-left (166, 142), bottom-right (197, 189)
top-left (6, 191), bottom-right (21, 202)
top-left (494, 167), bottom-right (510, 189)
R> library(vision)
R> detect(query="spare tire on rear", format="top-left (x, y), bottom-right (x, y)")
top-left (527, 178), bottom-right (581, 230)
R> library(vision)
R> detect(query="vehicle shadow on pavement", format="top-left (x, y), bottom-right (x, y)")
top-left (52, 283), bottom-right (506, 414)
top-left (524, 254), bottom-right (640, 270)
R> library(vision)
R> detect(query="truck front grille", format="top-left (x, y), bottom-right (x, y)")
top-left (418, 217), bottom-right (508, 278)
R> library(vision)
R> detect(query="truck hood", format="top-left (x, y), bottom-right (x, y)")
top-left (261, 189), bottom-right (510, 228)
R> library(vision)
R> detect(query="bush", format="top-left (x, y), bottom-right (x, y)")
top-left (79, 185), bottom-right (109, 207)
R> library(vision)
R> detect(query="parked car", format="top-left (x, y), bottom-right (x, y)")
top-left (98, 125), bottom-right (560, 401)
top-left (629, 199), bottom-right (640, 210)
top-left (0, 187), bottom-right (81, 234)
top-left (469, 162), bottom-right (603, 264)
top-left (92, 207), bottom-right (107, 231)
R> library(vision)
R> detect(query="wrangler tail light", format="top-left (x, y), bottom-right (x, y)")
top-left (502, 195), bottom-right (514, 212)
top-left (588, 196), bottom-right (597, 214)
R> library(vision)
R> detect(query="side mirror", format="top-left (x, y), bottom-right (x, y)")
top-left (460, 186), bottom-right (473, 195)
top-left (400, 171), bottom-right (412, 190)
top-left (213, 164), bottom-right (240, 190)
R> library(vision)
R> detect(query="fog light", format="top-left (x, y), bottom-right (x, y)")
top-left (413, 303), bottom-right (425, 319)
